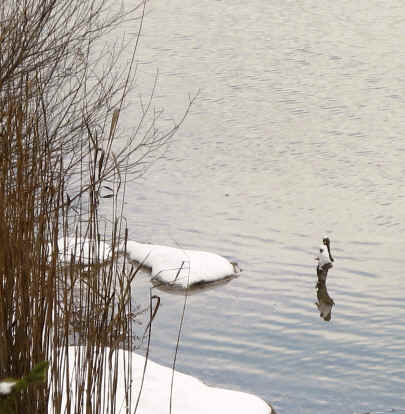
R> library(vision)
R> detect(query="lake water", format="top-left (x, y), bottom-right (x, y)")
top-left (113, 1), bottom-right (405, 413)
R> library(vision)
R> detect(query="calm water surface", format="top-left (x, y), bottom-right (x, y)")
top-left (113, 1), bottom-right (405, 413)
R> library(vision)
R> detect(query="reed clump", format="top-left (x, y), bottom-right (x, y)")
top-left (0, 0), bottom-right (191, 412)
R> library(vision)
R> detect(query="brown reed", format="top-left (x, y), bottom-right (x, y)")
top-left (0, 1), bottom-right (193, 412)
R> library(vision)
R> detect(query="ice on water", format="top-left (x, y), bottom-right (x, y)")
top-left (125, 241), bottom-right (240, 288)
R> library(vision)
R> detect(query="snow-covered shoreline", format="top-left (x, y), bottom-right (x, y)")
top-left (50, 346), bottom-right (272, 414)
top-left (46, 239), bottom-right (265, 413)
top-left (49, 238), bottom-right (241, 290)
top-left (49, 237), bottom-right (113, 264)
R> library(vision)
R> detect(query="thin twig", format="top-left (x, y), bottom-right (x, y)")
top-left (169, 261), bottom-right (190, 414)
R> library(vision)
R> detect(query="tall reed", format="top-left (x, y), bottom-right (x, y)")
top-left (0, 0), bottom-right (192, 411)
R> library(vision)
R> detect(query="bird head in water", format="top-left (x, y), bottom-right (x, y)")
top-left (322, 237), bottom-right (334, 262)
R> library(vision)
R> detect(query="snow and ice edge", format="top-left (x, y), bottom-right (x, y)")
top-left (50, 346), bottom-right (271, 414)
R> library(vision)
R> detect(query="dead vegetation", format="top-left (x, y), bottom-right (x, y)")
top-left (0, 0), bottom-right (192, 411)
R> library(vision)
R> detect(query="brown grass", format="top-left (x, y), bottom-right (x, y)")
top-left (0, 0), bottom-right (193, 412)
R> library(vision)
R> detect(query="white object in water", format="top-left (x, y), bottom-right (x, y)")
top-left (50, 346), bottom-right (272, 414)
top-left (49, 237), bottom-right (112, 264)
top-left (316, 244), bottom-right (332, 269)
top-left (125, 241), bottom-right (240, 288)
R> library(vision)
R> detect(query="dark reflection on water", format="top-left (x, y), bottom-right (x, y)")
top-left (315, 280), bottom-right (335, 322)
top-left (151, 274), bottom-right (238, 295)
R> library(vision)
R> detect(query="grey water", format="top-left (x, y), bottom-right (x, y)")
top-left (112, 1), bottom-right (405, 413)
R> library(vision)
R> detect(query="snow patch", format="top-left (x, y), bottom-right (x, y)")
top-left (125, 241), bottom-right (240, 288)
top-left (49, 237), bottom-right (112, 264)
top-left (0, 380), bottom-right (16, 395)
top-left (50, 346), bottom-right (271, 414)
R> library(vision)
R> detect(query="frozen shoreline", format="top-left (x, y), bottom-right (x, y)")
top-left (50, 346), bottom-right (272, 414)
top-left (50, 238), bottom-right (241, 290)
top-left (46, 239), bottom-right (268, 413)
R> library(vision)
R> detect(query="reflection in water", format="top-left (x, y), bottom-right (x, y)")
top-left (315, 237), bottom-right (335, 321)
top-left (315, 280), bottom-right (335, 321)
top-left (151, 274), bottom-right (238, 295)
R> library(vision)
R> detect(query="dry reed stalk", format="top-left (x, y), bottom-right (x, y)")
top-left (0, 0), bottom-right (193, 412)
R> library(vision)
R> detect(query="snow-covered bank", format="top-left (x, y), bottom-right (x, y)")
top-left (49, 237), bottom-right (112, 264)
top-left (51, 346), bottom-right (271, 414)
top-left (125, 241), bottom-right (241, 289)
top-left (47, 238), bottom-right (241, 290)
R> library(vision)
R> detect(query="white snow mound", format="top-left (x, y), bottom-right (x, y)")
top-left (49, 237), bottom-right (112, 264)
top-left (125, 241), bottom-right (240, 288)
top-left (50, 346), bottom-right (271, 414)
